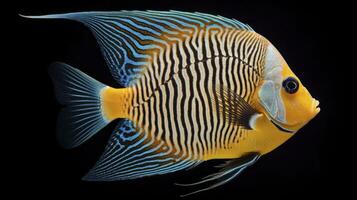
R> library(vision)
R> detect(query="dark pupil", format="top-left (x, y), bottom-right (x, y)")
top-left (287, 81), bottom-right (296, 90)
top-left (283, 77), bottom-right (299, 94)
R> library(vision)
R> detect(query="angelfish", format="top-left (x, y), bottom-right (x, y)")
top-left (23, 11), bottom-right (320, 195)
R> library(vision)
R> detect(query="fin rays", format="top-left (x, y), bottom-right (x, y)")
top-left (176, 153), bottom-right (260, 196)
top-left (83, 119), bottom-right (201, 181)
top-left (24, 11), bottom-right (254, 87)
top-left (49, 62), bottom-right (109, 148)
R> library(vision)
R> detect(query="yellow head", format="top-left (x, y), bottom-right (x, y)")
top-left (256, 42), bottom-right (320, 134)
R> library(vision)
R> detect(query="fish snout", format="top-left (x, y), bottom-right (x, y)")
top-left (310, 98), bottom-right (321, 117)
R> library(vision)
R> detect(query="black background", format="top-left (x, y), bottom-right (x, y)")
top-left (10, 0), bottom-right (338, 199)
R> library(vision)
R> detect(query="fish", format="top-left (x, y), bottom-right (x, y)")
top-left (23, 11), bottom-right (320, 195)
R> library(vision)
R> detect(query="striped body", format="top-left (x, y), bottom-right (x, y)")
top-left (118, 29), bottom-right (269, 161)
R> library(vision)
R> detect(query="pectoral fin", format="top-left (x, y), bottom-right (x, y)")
top-left (213, 86), bottom-right (260, 129)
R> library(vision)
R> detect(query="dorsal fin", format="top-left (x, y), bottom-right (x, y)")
top-left (22, 11), bottom-right (254, 87)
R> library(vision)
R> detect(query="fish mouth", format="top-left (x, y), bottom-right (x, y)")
top-left (312, 98), bottom-right (321, 116)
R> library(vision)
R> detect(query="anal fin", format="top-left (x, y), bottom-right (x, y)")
top-left (83, 119), bottom-right (199, 181)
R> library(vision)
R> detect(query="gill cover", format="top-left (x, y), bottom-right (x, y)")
top-left (259, 80), bottom-right (286, 123)
top-left (258, 44), bottom-right (286, 123)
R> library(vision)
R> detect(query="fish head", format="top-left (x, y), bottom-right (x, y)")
top-left (257, 42), bottom-right (320, 134)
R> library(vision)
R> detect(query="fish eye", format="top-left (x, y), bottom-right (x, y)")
top-left (282, 77), bottom-right (299, 94)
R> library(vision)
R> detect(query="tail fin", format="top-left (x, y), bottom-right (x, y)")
top-left (49, 62), bottom-right (110, 149)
